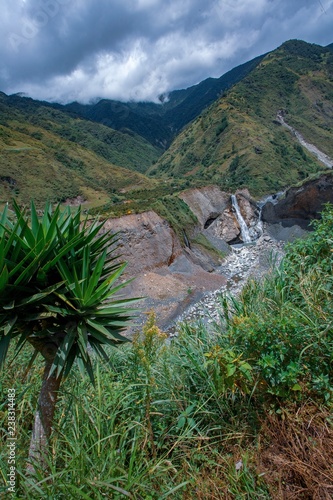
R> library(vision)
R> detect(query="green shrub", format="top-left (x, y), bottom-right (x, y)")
top-left (1, 205), bottom-right (332, 498)
top-left (214, 204), bottom-right (333, 403)
top-left (0, 201), bottom-right (135, 474)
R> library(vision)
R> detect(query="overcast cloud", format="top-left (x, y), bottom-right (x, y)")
top-left (1, 0), bottom-right (333, 103)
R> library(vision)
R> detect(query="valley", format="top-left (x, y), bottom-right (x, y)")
top-left (1, 37), bottom-right (333, 499)
top-left (1, 39), bottom-right (333, 328)
top-left (104, 168), bottom-right (333, 334)
top-left (1, 40), bottom-right (333, 214)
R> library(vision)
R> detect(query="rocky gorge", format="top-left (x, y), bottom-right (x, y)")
top-left (101, 170), bottom-right (333, 335)
top-left (169, 232), bottom-right (285, 335)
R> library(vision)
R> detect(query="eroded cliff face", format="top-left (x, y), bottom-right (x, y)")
top-left (102, 211), bottom-right (182, 275)
top-left (180, 186), bottom-right (259, 244)
top-left (101, 176), bottom-right (332, 332)
top-left (180, 186), bottom-right (259, 245)
top-left (102, 210), bottom-right (226, 331)
top-left (179, 186), bottom-right (230, 229)
top-left (262, 173), bottom-right (333, 228)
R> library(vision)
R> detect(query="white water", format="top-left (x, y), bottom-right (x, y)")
top-left (255, 190), bottom-right (285, 237)
top-left (231, 195), bottom-right (252, 243)
top-left (276, 111), bottom-right (333, 169)
top-left (258, 191), bottom-right (285, 208)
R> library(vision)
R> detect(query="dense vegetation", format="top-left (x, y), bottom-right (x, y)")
top-left (155, 40), bottom-right (333, 196)
top-left (91, 181), bottom-right (199, 244)
top-left (0, 202), bottom-right (136, 473)
top-left (0, 92), bottom-right (157, 207)
top-left (1, 204), bottom-right (332, 498)
top-left (0, 51), bottom-right (266, 211)
top-left (1, 39), bottom-right (333, 222)
top-left (1, 37), bottom-right (333, 498)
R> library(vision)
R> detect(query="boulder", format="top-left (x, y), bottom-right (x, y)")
top-left (266, 223), bottom-right (309, 242)
top-left (262, 173), bottom-right (333, 228)
top-left (208, 208), bottom-right (240, 243)
top-left (235, 189), bottom-right (258, 226)
top-left (204, 190), bottom-right (258, 244)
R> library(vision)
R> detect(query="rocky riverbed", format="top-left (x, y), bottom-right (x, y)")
top-left (103, 176), bottom-right (329, 336)
top-left (167, 230), bottom-right (285, 335)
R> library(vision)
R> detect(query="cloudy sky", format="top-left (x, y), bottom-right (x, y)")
top-left (1, 0), bottom-right (333, 103)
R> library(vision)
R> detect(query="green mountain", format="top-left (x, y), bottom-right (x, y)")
top-left (1, 39), bottom-right (333, 211)
top-left (0, 92), bottom-right (157, 207)
top-left (154, 40), bottom-right (333, 196)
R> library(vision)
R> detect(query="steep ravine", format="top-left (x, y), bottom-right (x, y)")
top-left (167, 230), bottom-right (285, 335)
top-left (105, 170), bottom-right (333, 335)
top-left (102, 211), bottom-right (227, 333)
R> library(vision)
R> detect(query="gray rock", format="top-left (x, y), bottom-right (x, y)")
top-left (261, 173), bottom-right (333, 228)
top-left (266, 223), bottom-right (309, 242)
top-left (179, 186), bottom-right (230, 229)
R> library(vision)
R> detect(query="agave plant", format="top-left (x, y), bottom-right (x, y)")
top-left (0, 201), bottom-right (137, 471)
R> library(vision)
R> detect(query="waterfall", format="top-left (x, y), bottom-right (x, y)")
top-left (228, 190), bottom-right (285, 245)
top-left (231, 195), bottom-right (252, 243)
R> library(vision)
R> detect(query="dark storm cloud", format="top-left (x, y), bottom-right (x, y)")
top-left (0, 0), bottom-right (332, 103)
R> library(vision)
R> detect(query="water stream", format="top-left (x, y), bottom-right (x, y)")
top-left (167, 190), bottom-right (292, 334)
top-left (166, 110), bottom-right (331, 334)
top-left (231, 195), bottom-right (252, 243)
top-left (276, 111), bottom-right (333, 169)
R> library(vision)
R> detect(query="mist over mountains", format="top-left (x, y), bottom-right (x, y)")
top-left (0, 39), bottom-right (333, 210)
top-left (51, 53), bottom-right (265, 149)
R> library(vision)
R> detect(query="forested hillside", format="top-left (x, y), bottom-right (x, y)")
top-left (0, 38), bottom-right (333, 499)
top-left (1, 39), bottom-right (333, 210)
top-left (0, 92), bottom-right (157, 206)
top-left (59, 53), bottom-right (264, 148)
top-left (155, 40), bottom-right (333, 196)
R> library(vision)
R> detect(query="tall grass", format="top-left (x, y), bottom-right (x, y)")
top-left (0, 316), bottom-right (267, 498)
top-left (1, 207), bottom-right (333, 498)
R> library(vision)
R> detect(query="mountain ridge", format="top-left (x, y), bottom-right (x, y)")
top-left (1, 38), bottom-right (333, 213)
top-left (0, 92), bottom-right (157, 206)
top-left (7, 53), bottom-right (266, 149)
top-left (153, 39), bottom-right (333, 196)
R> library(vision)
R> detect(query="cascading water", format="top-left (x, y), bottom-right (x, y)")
top-left (231, 195), bottom-right (252, 243)
top-left (229, 191), bottom-right (285, 245)
top-left (254, 191), bottom-right (285, 239)
top-left (276, 111), bottom-right (333, 169)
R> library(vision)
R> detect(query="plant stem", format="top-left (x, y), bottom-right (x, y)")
top-left (27, 341), bottom-right (62, 474)
top-left (145, 385), bottom-right (157, 459)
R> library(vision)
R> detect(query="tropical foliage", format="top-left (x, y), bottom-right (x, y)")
top-left (0, 201), bottom-right (136, 469)
top-left (1, 205), bottom-right (332, 498)
top-left (0, 201), bottom-right (136, 377)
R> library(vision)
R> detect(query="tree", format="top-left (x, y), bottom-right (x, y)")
top-left (0, 201), bottom-right (137, 472)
